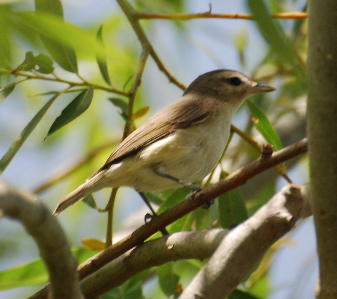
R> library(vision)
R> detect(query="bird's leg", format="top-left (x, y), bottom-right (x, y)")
top-left (138, 192), bottom-right (169, 235)
top-left (155, 167), bottom-right (212, 209)
top-left (155, 168), bottom-right (202, 192)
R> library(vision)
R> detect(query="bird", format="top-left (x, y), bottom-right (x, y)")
top-left (53, 69), bottom-right (275, 215)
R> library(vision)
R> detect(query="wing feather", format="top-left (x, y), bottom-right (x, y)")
top-left (96, 96), bottom-right (219, 172)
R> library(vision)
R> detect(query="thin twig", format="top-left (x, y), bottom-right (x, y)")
top-left (105, 46), bottom-right (150, 245)
top-left (32, 141), bottom-right (118, 194)
top-left (11, 70), bottom-right (128, 96)
top-left (117, 0), bottom-right (186, 91)
top-left (137, 11), bottom-right (308, 21)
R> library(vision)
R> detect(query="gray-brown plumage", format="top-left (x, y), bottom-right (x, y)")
top-left (53, 70), bottom-right (274, 215)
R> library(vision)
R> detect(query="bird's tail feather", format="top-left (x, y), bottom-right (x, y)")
top-left (53, 172), bottom-right (106, 216)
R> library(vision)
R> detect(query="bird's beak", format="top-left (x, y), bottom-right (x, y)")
top-left (251, 83), bottom-right (275, 93)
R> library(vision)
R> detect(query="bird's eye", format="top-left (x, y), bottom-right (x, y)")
top-left (229, 77), bottom-right (242, 86)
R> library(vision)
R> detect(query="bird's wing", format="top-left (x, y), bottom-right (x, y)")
top-left (96, 96), bottom-right (219, 172)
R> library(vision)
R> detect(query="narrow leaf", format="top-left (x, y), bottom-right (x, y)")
top-left (247, 100), bottom-right (282, 151)
top-left (0, 6), bottom-right (11, 71)
top-left (46, 87), bottom-right (94, 137)
top-left (34, 1), bottom-right (78, 73)
top-left (16, 51), bottom-right (36, 72)
top-left (34, 0), bottom-right (63, 17)
top-left (81, 238), bottom-right (105, 251)
top-left (156, 188), bottom-right (194, 233)
top-left (229, 289), bottom-right (260, 299)
top-left (35, 53), bottom-right (54, 74)
top-left (0, 248), bottom-right (95, 290)
top-left (132, 106), bottom-right (150, 120)
top-left (218, 182), bottom-right (248, 229)
top-left (102, 273), bottom-right (146, 299)
top-left (157, 263), bottom-right (181, 297)
top-left (96, 25), bottom-right (111, 85)
top-left (39, 34), bottom-right (78, 72)
top-left (248, 0), bottom-right (301, 72)
top-left (83, 194), bottom-right (97, 209)
top-left (0, 95), bottom-right (57, 172)
top-left (0, 84), bottom-right (15, 102)
top-left (108, 97), bottom-right (128, 115)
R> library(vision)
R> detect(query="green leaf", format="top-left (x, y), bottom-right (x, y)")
top-left (83, 194), bottom-right (97, 209)
top-left (35, 53), bottom-right (54, 74)
top-left (218, 182), bottom-right (248, 229)
top-left (229, 289), bottom-right (260, 299)
top-left (235, 27), bottom-right (248, 67)
top-left (12, 11), bottom-right (130, 74)
top-left (247, 100), bottom-right (282, 151)
top-left (96, 25), bottom-right (112, 85)
top-left (0, 95), bottom-right (58, 172)
top-left (46, 87), bottom-right (94, 137)
top-left (0, 6), bottom-right (11, 71)
top-left (108, 98), bottom-right (128, 115)
top-left (34, 1), bottom-right (78, 72)
top-left (156, 188), bottom-right (194, 233)
top-left (34, 0), bottom-right (63, 16)
top-left (157, 263), bottom-right (181, 297)
top-left (102, 272), bottom-right (146, 299)
top-left (15, 52), bottom-right (54, 74)
top-left (133, 106), bottom-right (150, 120)
top-left (0, 248), bottom-right (95, 290)
top-left (0, 84), bottom-right (15, 102)
top-left (16, 51), bottom-right (36, 72)
top-left (247, 0), bottom-right (302, 73)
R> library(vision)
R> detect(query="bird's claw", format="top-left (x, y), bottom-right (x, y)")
top-left (186, 187), bottom-right (213, 208)
top-left (144, 213), bottom-right (154, 223)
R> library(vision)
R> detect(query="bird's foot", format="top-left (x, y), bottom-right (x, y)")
top-left (186, 187), bottom-right (213, 209)
top-left (144, 213), bottom-right (169, 235)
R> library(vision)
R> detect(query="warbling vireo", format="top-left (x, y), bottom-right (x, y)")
top-left (53, 69), bottom-right (274, 215)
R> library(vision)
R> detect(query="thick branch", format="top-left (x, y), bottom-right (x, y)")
top-left (80, 229), bottom-right (227, 298)
top-left (0, 180), bottom-right (82, 299)
top-left (180, 184), bottom-right (303, 298)
top-left (307, 0), bottom-right (337, 297)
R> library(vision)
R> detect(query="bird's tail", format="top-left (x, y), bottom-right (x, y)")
top-left (53, 172), bottom-right (106, 216)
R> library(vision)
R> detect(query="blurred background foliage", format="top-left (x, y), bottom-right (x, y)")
top-left (0, 0), bottom-right (311, 298)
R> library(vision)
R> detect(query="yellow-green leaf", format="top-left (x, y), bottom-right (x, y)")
top-left (34, 0), bottom-right (78, 72)
top-left (96, 25), bottom-right (111, 85)
top-left (81, 238), bottom-right (105, 251)
top-left (0, 248), bottom-right (95, 290)
top-left (132, 106), bottom-right (150, 120)
top-left (247, 100), bottom-right (282, 151)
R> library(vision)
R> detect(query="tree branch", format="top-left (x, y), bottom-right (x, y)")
top-left (32, 183), bottom-right (308, 299)
top-left (116, 0), bottom-right (186, 90)
top-left (307, 0), bottom-right (337, 297)
top-left (76, 138), bottom-right (308, 278)
top-left (80, 229), bottom-right (227, 298)
top-left (137, 11), bottom-right (308, 21)
top-left (0, 180), bottom-right (83, 299)
top-left (180, 184), bottom-right (303, 298)
top-left (30, 139), bottom-right (308, 299)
